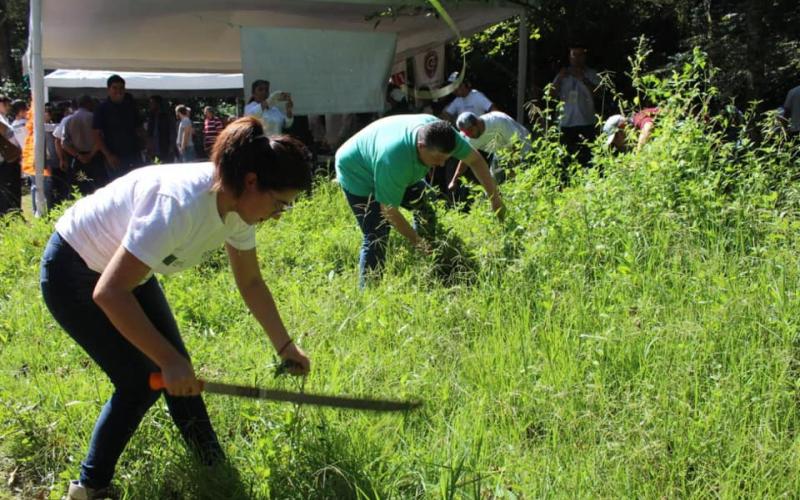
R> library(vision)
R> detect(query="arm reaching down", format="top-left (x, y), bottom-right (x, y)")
top-left (380, 204), bottom-right (431, 254)
top-left (454, 149), bottom-right (505, 220)
top-left (92, 246), bottom-right (200, 396)
top-left (226, 244), bottom-right (310, 375)
top-left (636, 121), bottom-right (655, 150)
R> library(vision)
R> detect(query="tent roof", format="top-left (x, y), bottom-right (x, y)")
top-left (39, 0), bottom-right (523, 72)
top-left (44, 70), bottom-right (244, 90)
top-left (43, 69), bottom-right (246, 100)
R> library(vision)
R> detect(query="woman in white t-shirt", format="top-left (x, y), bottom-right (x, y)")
top-left (244, 78), bottom-right (295, 137)
top-left (175, 104), bottom-right (195, 162)
top-left (40, 116), bottom-right (312, 499)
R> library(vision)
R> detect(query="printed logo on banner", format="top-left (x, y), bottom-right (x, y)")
top-left (413, 45), bottom-right (444, 87)
top-left (424, 50), bottom-right (438, 79)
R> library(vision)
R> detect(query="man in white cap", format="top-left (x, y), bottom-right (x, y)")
top-left (603, 107), bottom-right (660, 152)
top-left (448, 111), bottom-right (531, 187)
top-left (441, 72), bottom-right (497, 123)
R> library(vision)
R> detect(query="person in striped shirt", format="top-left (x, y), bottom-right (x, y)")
top-left (203, 106), bottom-right (224, 157)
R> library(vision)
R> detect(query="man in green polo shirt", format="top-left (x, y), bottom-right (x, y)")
top-left (335, 114), bottom-right (504, 287)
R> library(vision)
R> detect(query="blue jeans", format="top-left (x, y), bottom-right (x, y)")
top-left (0, 160), bottom-right (21, 216)
top-left (39, 232), bottom-right (222, 488)
top-left (343, 181), bottom-right (437, 287)
top-left (72, 155), bottom-right (111, 196)
top-left (26, 175), bottom-right (53, 217)
top-left (179, 146), bottom-right (196, 163)
top-left (107, 154), bottom-right (144, 181)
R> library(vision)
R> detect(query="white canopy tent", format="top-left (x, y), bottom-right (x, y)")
top-left (36, 0), bottom-right (523, 72)
top-left (28, 0), bottom-right (529, 214)
top-left (44, 70), bottom-right (245, 101)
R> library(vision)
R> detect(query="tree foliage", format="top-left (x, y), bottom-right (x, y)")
top-left (0, 0), bottom-right (29, 85)
top-left (457, 0), bottom-right (798, 112)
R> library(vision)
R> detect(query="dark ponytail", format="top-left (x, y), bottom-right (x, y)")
top-left (212, 116), bottom-right (312, 197)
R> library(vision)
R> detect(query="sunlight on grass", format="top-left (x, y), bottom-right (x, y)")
top-left (2, 50), bottom-right (800, 498)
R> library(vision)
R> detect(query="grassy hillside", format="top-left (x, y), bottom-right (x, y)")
top-left (2, 56), bottom-right (800, 498)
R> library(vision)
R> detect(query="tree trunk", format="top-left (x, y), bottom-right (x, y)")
top-left (744, 0), bottom-right (766, 103)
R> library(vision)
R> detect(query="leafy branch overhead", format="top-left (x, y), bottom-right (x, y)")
top-left (365, 5), bottom-right (439, 30)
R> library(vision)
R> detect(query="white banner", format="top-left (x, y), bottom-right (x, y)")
top-left (413, 45), bottom-right (445, 87)
top-left (240, 27), bottom-right (397, 115)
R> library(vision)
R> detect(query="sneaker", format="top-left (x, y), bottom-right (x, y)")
top-left (63, 480), bottom-right (116, 500)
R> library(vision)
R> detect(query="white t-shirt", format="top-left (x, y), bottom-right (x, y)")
top-left (553, 67), bottom-right (599, 127)
top-left (784, 85), bottom-right (800, 132)
top-left (56, 162), bottom-right (256, 276)
top-left (177, 116), bottom-right (193, 149)
top-left (52, 119), bottom-right (67, 140)
top-left (444, 89), bottom-right (493, 117)
top-left (244, 100), bottom-right (294, 137)
top-left (466, 111), bottom-right (531, 154)
top-left (11, 118), bottom-right (27, 151)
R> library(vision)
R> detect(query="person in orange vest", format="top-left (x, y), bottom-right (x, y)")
top-left (21, 105), bottom-right (58, 216)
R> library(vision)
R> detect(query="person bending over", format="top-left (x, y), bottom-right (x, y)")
top-left (41, 116), bottom-right (312, 499)
top-left (335, 114), bottom-right (505, 287)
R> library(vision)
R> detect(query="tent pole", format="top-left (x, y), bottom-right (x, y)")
top-left (516, 14), bottom-right (528, 124)
top-left (30, 0), bottom-right (47, 216)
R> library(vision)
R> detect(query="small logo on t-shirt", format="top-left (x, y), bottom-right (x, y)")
top-left (162, 254), bottom-right (178, 266)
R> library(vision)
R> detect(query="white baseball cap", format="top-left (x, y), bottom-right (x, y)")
top-left (602, 114), bottom-right (626, 147)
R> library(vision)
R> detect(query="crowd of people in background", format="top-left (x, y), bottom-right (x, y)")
top-left (1, 53), bottom-right (798, 222)
top-left (0, 74), bottom-right (235, 218)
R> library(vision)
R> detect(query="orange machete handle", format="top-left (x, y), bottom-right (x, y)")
top-left (149, 372), bottom-right (165, 390)
top-left (149, 372), bottom-right (205, 392)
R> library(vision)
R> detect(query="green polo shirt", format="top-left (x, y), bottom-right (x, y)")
top-left (335, 114), bottom-right (473, 206)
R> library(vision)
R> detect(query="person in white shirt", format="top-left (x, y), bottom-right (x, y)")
top-left (61, 95), bottom-right (110, 196)
top-left (52, 102), bottom-right (74, 205)
top-left (244, 79), bottom-right (295, 137)
top-left (455, 111), bottom-right (531, 155)
top-left (441, 72), bottom-right (497, 123)
top-left (449, 111), bottom-right (531, 187)
top-left (782, 85), bottom-right (800, 134)
top-left (41, 116), bottom-right (312, 500)
top-left (10, 99), bottom-right (29, 151)
top-left (550, 45), bottom-right (600, 170)
top-left (175, 104), bottom-right (195, 162)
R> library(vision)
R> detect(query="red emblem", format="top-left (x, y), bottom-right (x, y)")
top-left (391, 71), bottom-right (407, 87)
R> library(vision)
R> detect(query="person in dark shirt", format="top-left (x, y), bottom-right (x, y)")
top-left (93, 74), bottom-right (145, 179)
top-left (0, 94), bottom-right (22, 216)
top-left (146, 95), bottom-right (176, 164)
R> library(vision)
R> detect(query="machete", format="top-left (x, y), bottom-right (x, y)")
top-left (149, 373), bottom-right (421, 413)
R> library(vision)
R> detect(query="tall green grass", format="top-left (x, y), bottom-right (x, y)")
top-left (2, 50), bottom-right (800, 498)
